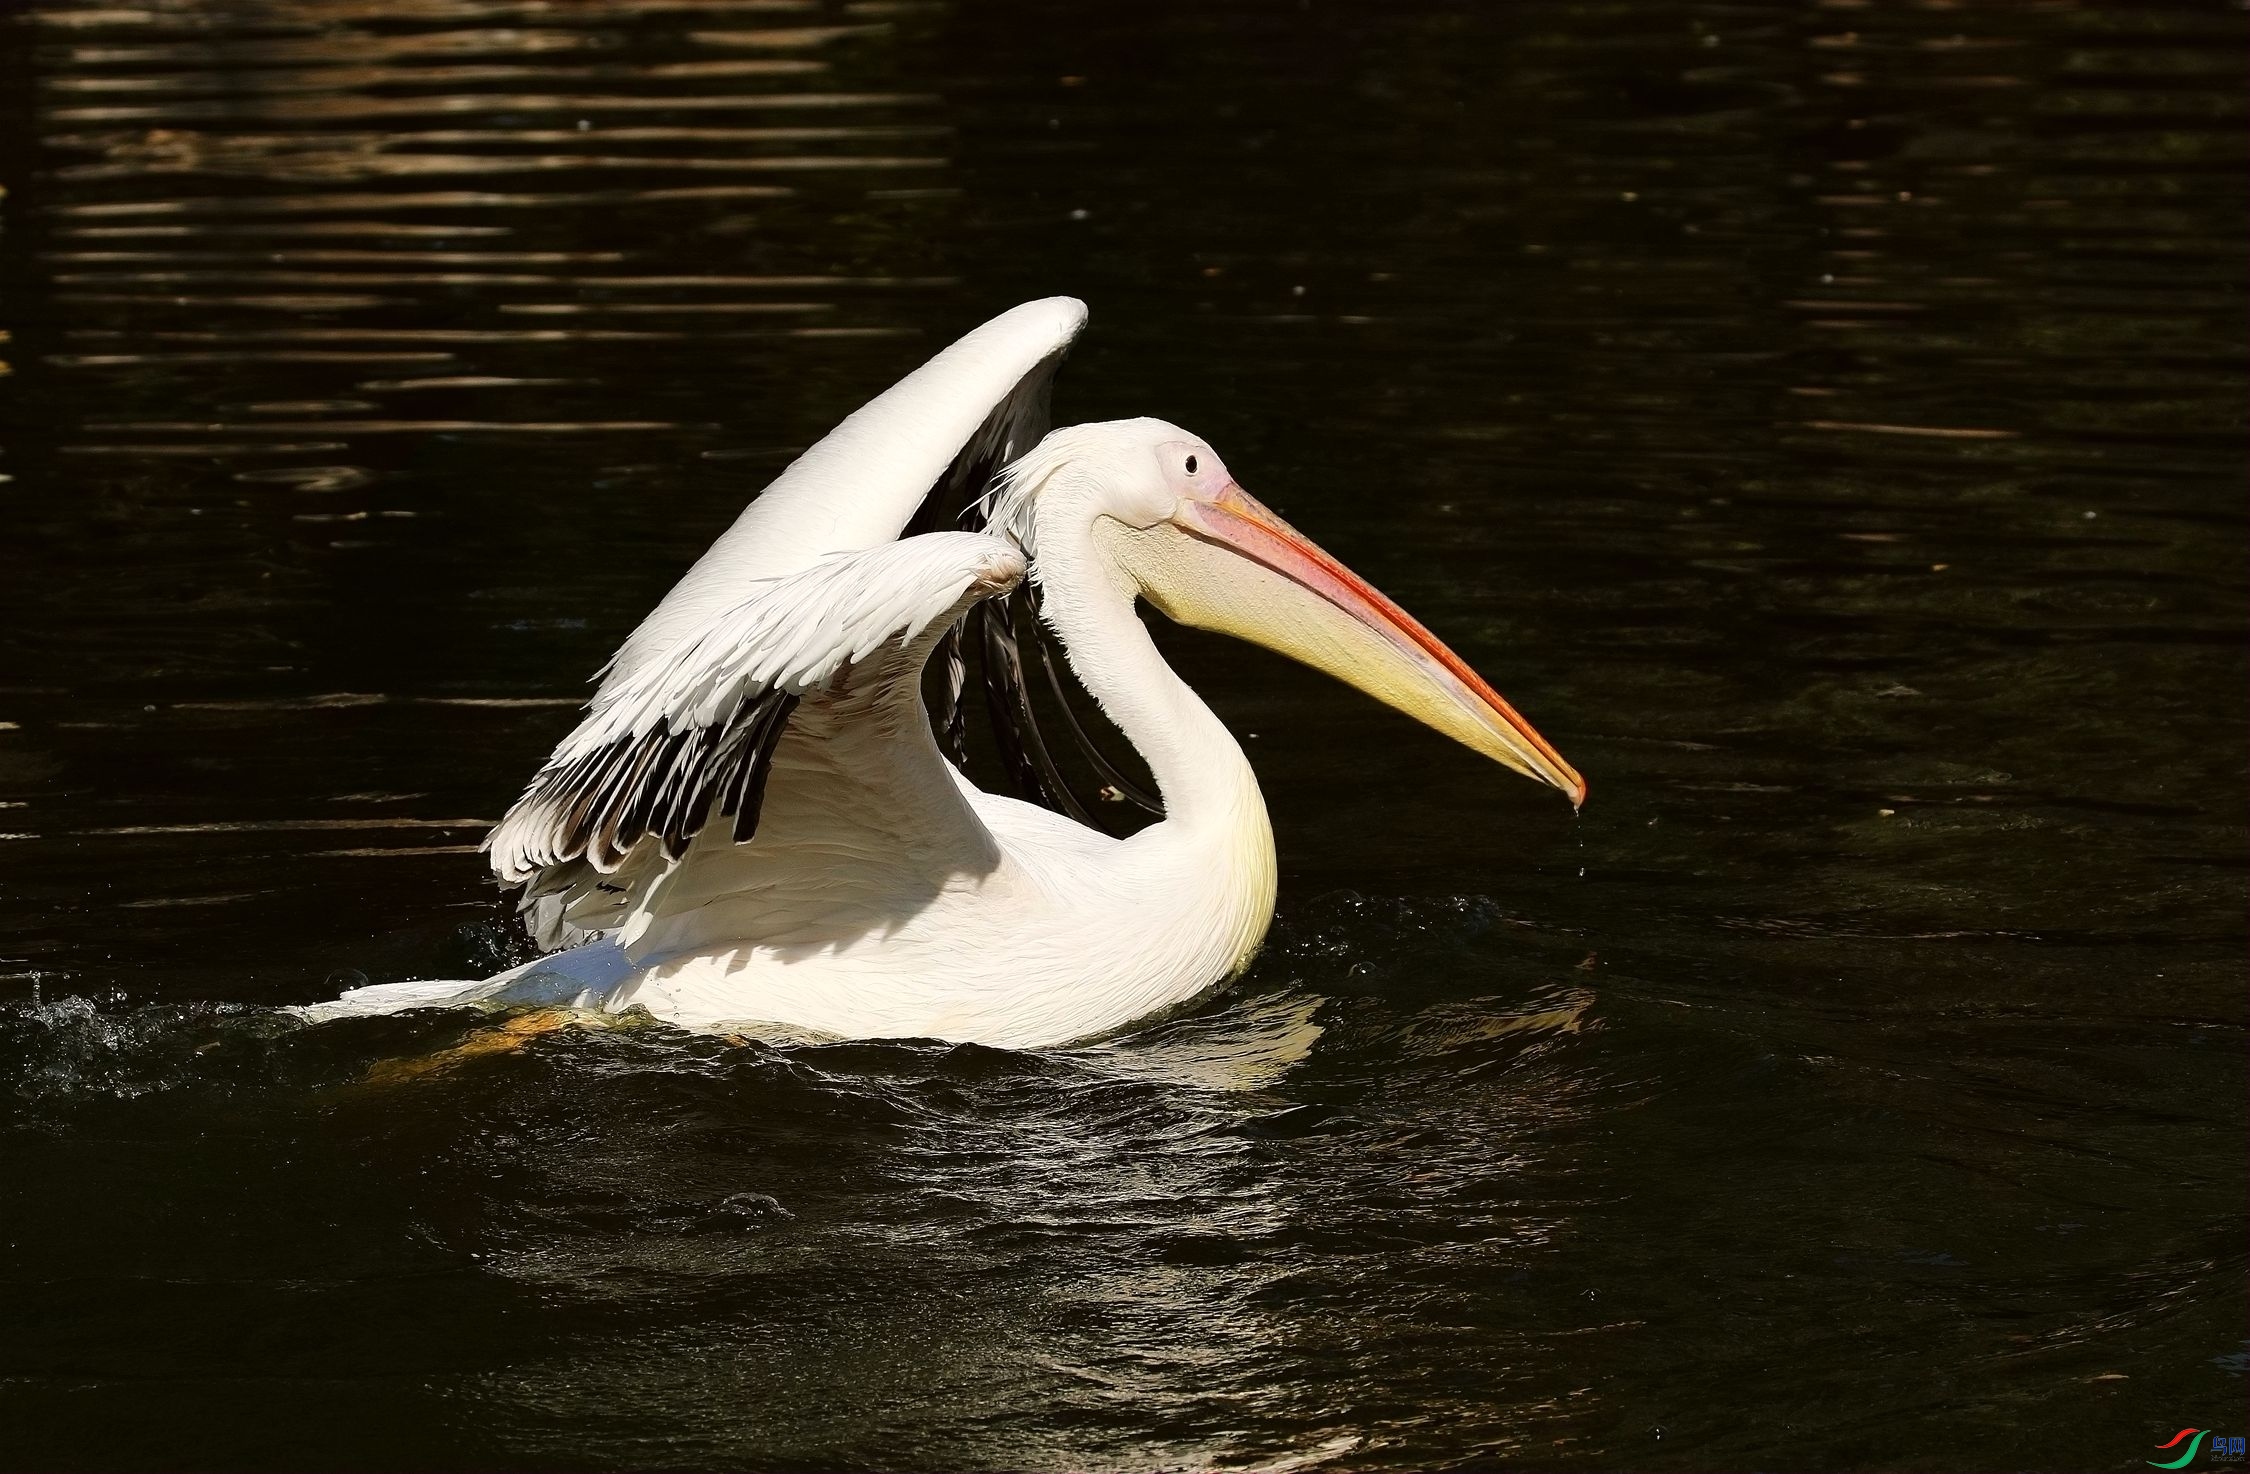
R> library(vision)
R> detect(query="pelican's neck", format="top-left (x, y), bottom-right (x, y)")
top-left (1032, 526), bottom-right (1264, 837)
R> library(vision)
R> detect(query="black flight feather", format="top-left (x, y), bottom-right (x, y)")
top-left (908, 340), bottom-right (1162, 829)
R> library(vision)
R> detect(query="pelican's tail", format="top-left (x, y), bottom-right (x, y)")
top-left (292, 939), bottom-right (639, 1024)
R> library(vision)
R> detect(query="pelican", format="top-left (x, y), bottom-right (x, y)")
top-left (312, 299), bottom-right (1584, 1048)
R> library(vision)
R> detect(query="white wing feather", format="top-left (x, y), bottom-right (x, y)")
top-left (604, 296), bottom-right (1084, 691)
top-left (484, 532), bottom-right (1024, 890)
top-left (586, 534), bottom-right (1021, 747)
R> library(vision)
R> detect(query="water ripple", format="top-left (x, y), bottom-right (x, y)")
top-left (24, 0), bottom-right (954, 478)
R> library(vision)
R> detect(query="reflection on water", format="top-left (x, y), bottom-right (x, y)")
top-left (0, 0), bottom-right (2243, 1468)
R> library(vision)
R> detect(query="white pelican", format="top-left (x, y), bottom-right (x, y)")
top-left (312, 298), bottom-right (1584, 1048)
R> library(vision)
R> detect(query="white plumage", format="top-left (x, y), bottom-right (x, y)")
top-left (604, 297), bottom-right (1082, 687)
top-left (307, 298), bottom-right (1585, 1048)
top-left (484, 533), bottom-right (1026, 888)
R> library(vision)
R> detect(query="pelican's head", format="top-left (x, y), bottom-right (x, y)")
top-left (991, 418), bottom-right (1586, 806)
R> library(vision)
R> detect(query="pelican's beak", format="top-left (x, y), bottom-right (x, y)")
top-left (1137, 483), bottom-right (1586, 806)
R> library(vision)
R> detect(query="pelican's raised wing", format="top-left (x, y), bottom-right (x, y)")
top-left (605, 297), bottom-right (1086, 690)
top-left (495, 299), bottom-right (1157, 952)
top-left (601, 297), bottom-right (1155, 843)
top-left (486, 533), bottom-right (1025, 945)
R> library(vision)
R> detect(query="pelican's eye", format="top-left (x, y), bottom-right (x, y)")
top-left (1185, 454), bottom-right (1199, 475)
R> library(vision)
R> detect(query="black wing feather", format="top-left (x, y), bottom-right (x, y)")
top-left (508, 686), bottom-right (802, 877)
top-left (909, 340), bottom-right (1163, 828)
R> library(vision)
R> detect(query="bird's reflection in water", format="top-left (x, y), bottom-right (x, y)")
top-left (1078, 988), bottom-right (1328, 1093)
top-left (377, 944), bottom-right (1602, 1469)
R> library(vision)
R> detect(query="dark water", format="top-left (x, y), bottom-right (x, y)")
top-left (1, 1), bottom-right (2244, 1469)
